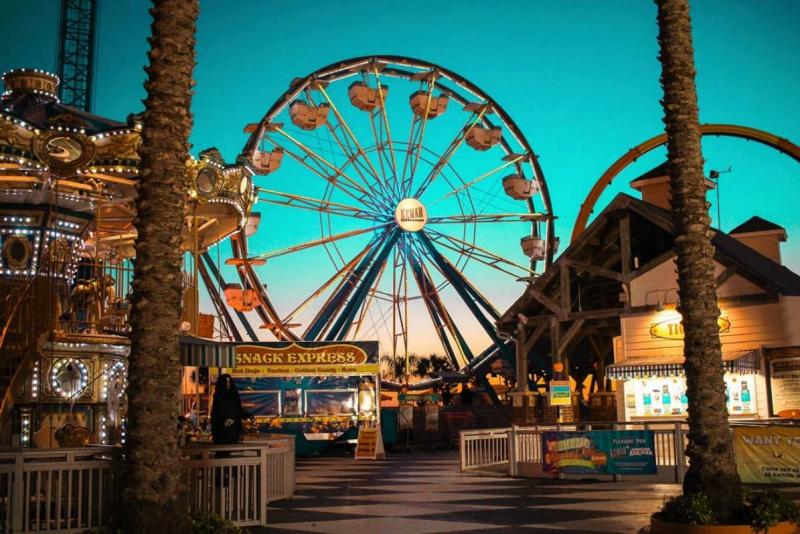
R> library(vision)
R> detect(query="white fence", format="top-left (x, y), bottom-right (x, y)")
top-left (460, 422), bottom-right (689, 482)
top-left (0, 436), bottom-right (295, 533)
top-left (0, 447), bottom-right (119, 533)
top-left (458, 428), bottom-right (511, 472)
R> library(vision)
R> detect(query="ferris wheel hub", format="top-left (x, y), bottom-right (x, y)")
top-left (394, 197), bottom-right (427, 232)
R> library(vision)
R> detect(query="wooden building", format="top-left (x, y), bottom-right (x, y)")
top-left (497, 164), bottom-right (800, 423)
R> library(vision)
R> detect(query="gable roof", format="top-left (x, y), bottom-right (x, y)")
top-left (631, 161), bottom-right (670, 183)
top-left (730, 216), bottom-right (786, 235)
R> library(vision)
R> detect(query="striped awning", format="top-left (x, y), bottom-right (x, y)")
top-left (606, 349), bottom-right (760, 380)
top-left (179, 335), bottom-right (236, 368)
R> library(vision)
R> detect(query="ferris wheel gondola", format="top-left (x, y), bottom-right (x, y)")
top-left (228, 56), bottom-right (557, 373)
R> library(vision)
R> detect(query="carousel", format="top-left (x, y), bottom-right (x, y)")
top-left (0, 68), bottom-right (256, 447)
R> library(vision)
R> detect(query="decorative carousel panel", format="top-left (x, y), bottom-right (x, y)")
top-left (32, 130), bottom-right (94, 173)
top-left (46, 357), bottom-right (93, 400)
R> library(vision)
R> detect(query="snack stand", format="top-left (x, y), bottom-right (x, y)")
top-left (227, 341), bottom-right (380, 455)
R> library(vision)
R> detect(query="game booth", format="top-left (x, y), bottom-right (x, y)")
top-left (226, 341), bottom-right (381, 455)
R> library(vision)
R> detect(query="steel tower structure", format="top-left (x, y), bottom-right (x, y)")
top-left (57, 0), bottom-right (98, 111)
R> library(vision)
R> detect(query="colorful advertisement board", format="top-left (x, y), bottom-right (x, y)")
top-left (549, 380), bottom-right (572, 406)
top-left (734, 426), bottom-right (800, 484)
top-left (542, 430), bottom-right (657, 475)
top-left (768, 355), bottom-right (800, 415)
top-left (230, 341), bottom-right (379, 377)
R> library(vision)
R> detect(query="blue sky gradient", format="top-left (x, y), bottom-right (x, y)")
top-left (2, 0), bottom-right (798, 354)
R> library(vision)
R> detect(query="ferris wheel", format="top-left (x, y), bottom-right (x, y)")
top-left (226, 56), bottom-right (555, 371)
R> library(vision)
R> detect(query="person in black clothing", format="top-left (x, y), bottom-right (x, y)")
top-left (210, 374), bottom-right (251, 445)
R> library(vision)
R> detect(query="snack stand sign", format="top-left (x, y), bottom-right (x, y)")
top-left (542, 430), bottom-right (657, 475)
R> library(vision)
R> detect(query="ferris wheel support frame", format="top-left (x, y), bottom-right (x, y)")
top-left (571, 124), bottom-right (800, 242)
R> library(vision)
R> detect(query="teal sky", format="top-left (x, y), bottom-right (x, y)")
top-left (2, 1), bottom-right (799, 354)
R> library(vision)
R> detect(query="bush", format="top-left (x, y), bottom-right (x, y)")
top-left (743, 489), bottom-right (800, 532)
top-left (657, 493), bottom-right (716, 525)
top-left (191, 514), bottom-right (248, 534)
top-left (656, 490), bottom-right (800, 531)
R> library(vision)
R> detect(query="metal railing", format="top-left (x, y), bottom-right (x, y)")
top-left (0, 446), bottom-right (119, 533)
top-left (0, 438), bottom-right (295, 532)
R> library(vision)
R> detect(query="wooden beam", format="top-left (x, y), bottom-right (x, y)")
top-left (527, 287), bottom-right (562, 316)
top-left (564, 258), bottom-right (623, 282)
top-left (715, 265), bottom-right (737, 287)
top-left (560, 262), bottom-right (571, 315)
top-left (619, 212), bottom-right (632, 278)
top-left (523, 320), bottom-right (548, 354)
top-left (631, 249), bottom-right (676, 279)
top-left (558, 319), bottom-right (585, 353)
top-left (550, 317), bottom-right (561, 363)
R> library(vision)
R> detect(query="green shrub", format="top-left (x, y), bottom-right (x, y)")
top-left (191, 514), bottom-right (248, 534)
top-left (743, 489), bottom-right (800, 532)
top-left (657, 493), bottom-right (716, 525)
top-left (656, 490), bottom-right (800, 530)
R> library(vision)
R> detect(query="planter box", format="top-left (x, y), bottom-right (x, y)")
top-left (651, 517), bottom-right (799, 534)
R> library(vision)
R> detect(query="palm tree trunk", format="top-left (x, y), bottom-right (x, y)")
top-left (123, 1), bottom-right (198, 532)
top-left (655, 0), bottom-right (742, 520)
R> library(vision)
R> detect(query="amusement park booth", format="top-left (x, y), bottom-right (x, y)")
top-left (0, 68), bottom-right (258, 447)
top-left (227, 341), bottom-right (380, 455)
top-left (497, 163), bottom-right (800, 424)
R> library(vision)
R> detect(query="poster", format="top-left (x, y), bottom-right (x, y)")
top-left (734, 426), bottom-right (800, 484)
top-left (768, 356), bottom-right (800, 415)
top-left (549, 380), bottom-right (571, 406)
top-left (542, 430), bottom-right (657, 475)
top-left (424, 404), bottom-right (439, 432)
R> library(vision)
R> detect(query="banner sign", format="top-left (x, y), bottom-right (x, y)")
top-left (542, 430), bottom-right (657, 475)
top-left (230, 341), bottom-right (379, 377)
top-left (549, 381), bottom-right (572, 406)
top-left (768, 356), bottom-right (800, 415)
top-left (734, 426), bottom-right (800, 483)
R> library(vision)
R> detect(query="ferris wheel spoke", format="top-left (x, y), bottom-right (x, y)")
top-left (303, 232), bottom-right (387, 340)
top-left (352, 253), bottom-right (389, 338)
top-left (249, 222), bottom-right (391, 262)
top-left (280, 240), bottom-right (374, 326)
top-left (417, 233), bottom-right (503, 343)
top-left (326, 229), bottom-right (400, 341)
top-left (400, 75), bottom-right (437, 196)
top-left (427, 213), bottom-right (549, 225)
top-left (256, 188), bottom-right (387, 221)
top-left (429, 155), bottom-right (526, 206)
top-left (414, 106), bottom-right (489, 199)
top-left (315, 83), bottom-right (394, 202)
top-left (323, 122), bottom-right (388, 202)
top-left (372, 66), bottom-right (399, 183)
top-left (264, 133), bottom-right (383, 211)
top-left (272, 128), bottom-right (387, 211)
top-left (407, 246), bottom-right (469, 367)
top-left (367, 109), bottom-right (391, 190)
top-left (425, 228), bottom-right (533, 278)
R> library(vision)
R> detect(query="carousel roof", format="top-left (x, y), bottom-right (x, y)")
top-left (1, 68), bottom-right (130, 135)
top-left (1, 91), bottom-right (128, 135)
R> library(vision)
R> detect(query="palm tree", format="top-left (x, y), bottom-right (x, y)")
top-left (655, 0), bottom-right (742, 520)
top-left (122, 1), bottom-right (199, 532)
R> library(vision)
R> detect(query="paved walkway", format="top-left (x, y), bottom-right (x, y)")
top-left (258, 449), bottom-right (684, 533)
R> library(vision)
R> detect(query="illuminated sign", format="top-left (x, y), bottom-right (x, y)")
top-left (649, 315), bottom-right (731, 340)
top-left (231, 342), bottom-right (378, 377)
